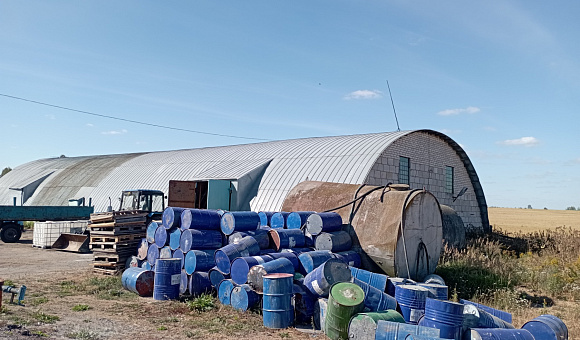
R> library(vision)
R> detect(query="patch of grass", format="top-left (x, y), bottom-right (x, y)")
top-left (31, 310), bottom-right (60, 324)
top-left (23, 221), bottom-right (34, 230)
top-left (31, 330), bottom-right (48, 337)
top-left (72, 304), bottom-right (90, 312)
top-left (10, 316), bottom-right (30, 326)
top-left (279, 332), bottom-right (290, 338)
top-left (1, 305), bottom-right (9, 314)
top-left (186, 294), bottom-right (215, 313)
top-left (85, 276), bottom-right (132, 300)
top-left (157, 325), bottom-right (168, 331)
top-left (30, 297), bottom-right (49, 306)
top-left (58, 280), bottom-right (85, 297)
top-left (184, 330), bottom-right (201, 338)
top-left (66, 329), bottom-right (100, 340)
top-left (3, 280), bottom-right (15, 286)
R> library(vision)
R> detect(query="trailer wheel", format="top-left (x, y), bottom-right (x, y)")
top-left (1, 223), bottom-right (22, 243)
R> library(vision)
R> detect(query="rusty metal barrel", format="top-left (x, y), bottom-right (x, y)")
top-left (282, 181), bottom-right (442, 281)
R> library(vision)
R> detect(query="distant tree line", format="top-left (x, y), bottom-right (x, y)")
top-left (566, 206), bottom-right (580, 211)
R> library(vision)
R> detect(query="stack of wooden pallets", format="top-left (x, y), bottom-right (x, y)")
top-left (89, 211), bottom-right (148, 275)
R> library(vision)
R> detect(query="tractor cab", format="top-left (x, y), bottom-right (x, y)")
top-left (119, 189), bottom-right (165, 220)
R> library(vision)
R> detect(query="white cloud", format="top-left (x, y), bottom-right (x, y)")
top-left (344, 90), bottom-right (383, 100)
top-left (437, 106), bottom-right (480, 116)
top-left (101, 129), bottom-right (127, 135)
top-left (498, 136), bottom-right (539, 147)
top-left (86, 123), bottom-right (94, 127)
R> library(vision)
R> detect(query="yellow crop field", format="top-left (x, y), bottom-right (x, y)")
top-left (488, 207), bottom-right (580, 233)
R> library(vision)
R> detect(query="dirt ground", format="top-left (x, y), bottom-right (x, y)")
top-left (0, 231), bottom-right (317, 340)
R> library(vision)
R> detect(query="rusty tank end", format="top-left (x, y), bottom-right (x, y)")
top-left (281, 181), bottom-right (442, 281)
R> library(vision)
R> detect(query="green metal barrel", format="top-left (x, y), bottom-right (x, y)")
top-left (348, 311), bottom-right (406, 340)
top-left (325, 282), bottom-right (365, 340)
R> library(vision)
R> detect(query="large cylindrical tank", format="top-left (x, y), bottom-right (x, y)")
top-left (282, 181), bottom-right (443, 281)
top-left (440, 205), bottom-right (466, 249)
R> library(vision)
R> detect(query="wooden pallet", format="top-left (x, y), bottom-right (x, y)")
top-left (93, 252), bottom-right (131, 263)
top-left (90, 211), bottom-right (148, 223)
top-left (89, 233), bottom-right (144, 244)
top-left (87, 224), bottom-right (147, 235)
top-left (92, 266), bottom-right (122, 276)
top-left (89, 240), bottom-right (141, 251)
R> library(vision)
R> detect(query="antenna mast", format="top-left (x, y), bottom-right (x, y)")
top-left (386, 80), bottom-right (401, 131)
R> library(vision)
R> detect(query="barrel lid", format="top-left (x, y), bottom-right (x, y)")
top-left (263, 273), bottom-right (293, 279)
top-left (330, 282), bottom-right (365, 306)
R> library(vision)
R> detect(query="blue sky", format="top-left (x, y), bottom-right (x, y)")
top-left (1, 1), bottom-right (578, 209)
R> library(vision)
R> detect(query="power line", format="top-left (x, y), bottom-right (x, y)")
top-left (0, 93), bottom-right (271, 141)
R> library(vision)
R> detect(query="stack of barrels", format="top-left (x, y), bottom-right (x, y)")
top-left (121, 207), bottom-right (568, 340)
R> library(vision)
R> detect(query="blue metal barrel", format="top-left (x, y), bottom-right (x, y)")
top-left (141, 261), bottom-right (153, 271)
top-left (466, 329), bottom-right (535, 340)
top-left (460, 299), bottom-right (513, 323)
top-left (394, 285), bottom-right (430, 324)
top-left (423, 274), bottom-right (445, 286)
top-left (462, 304), bottom-right (514, 329)
top-left (270, 212), bottom-right (291, 229)
top-left (375, 320), bottom-right (441, 340)
top-left (298, 250), bottom-right (334, 274)
top-left (172, 248), bottom-right (185, 268)
top-left (287, 211), bottom-right (315, 229)
top-left (293, 283), bottom-right (316, 324)
top-left (220, 211), bottom-right (260, 235)
top-left (315, 231), bottom-right (352, 252)
top-left (154, 225), bottom-right (168, 248)
top-left (229, 229), bottom-right (270, 249)
top-left (231, 284), bottom-right (261, 311)
top-left (350, 267), bottom-right (388, 292)
top-left (208, 266), bottom-right (227, 288)
top-left (314, 298), bottom-right (328, 330)
top-left (404, 335), bottom-right (447, 340)
top-left (269, 228), bottom-right (306, 251)
top-left (281, 248), bottom-right (315, 256)
top-left (247, 257), bottom-right (296, 292)
top-left (521, 314), bottom-right (567, 340)
top-left (258, 211), bottom-right (275, 227)
top-left (417, 283), bottom-right (448, 300)
top-left (267, 252), bottom-right (300, 272)
top-left (230, 255), bottom-right (274, 285)
top-left (218, 279), bottom-right (236, 305)
top-left (121, 267), bottom-right (154, 297)
top-left (189, 271), bottom-right (213, 297)
top-left (306, 212), bottom-right (343, 235)
top-left (180, 270), bottom-right (189, 295)
top-left (334, 250), bottom-right (361, 267)
top-left (184, 250), bottom-right (216, 275)
top-left (159, 246), bottom-right (172, 259)
top-left (153, 258), bottom-right (182, 300)
top-left (353, 278), bottom-right (397, 312)
top-left (214, 236), bottom-right (260, 274)
top-left (303, 258), bottom-right (352, 298)
top-left (146, 221), bottom-right (160, 243)
top-left (162, 207), bottom-right (186, 230)
top-left (180, 208), bottom-right (221, 231)
top-left (263, 273), bottom-right (294, 329)
top-left (419, 298), bottom-right (464, 340)
top-left (180, 229), bottom-right (223, 252)
top-left (147, 244), bottom-right (159, 266)
top-left (168, 227), bottom-right (181, 250)
top-left (387, 277), bottom-right (416, 296)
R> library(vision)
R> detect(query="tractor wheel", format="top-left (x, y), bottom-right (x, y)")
top-left (0, 223), bottom-right (22, 243)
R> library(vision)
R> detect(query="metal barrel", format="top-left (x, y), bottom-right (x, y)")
top-left (121, 267), bottom-right (154, 297)
top-left (353, 278), bottom-right (397, 312)
top-left (180, 229), bottom-right (223, 252)
top-left (189, 271), bottom-right (213, 297)
top-left (214, 243), bottom-right (243, 274)
top-left (387, 277), bottom-right (416, 296)
top-left (404, 335), bottom-right (447, 340)
top-left (466, 329), bottom-right (535, 340)
top-left (348, 311), bottom-right (406, 340)
top-left (159, 246), bottom-right (172, 259)
top-left (419, 298), bottom-right (464, 340)
top-left (230, 255), bottom-right (274, 285)
top-left (218, 279), bottom-right (236, 305)
top-left (154, 225), bottom-right (168, 248)
top-left (305, 212), bottom-right (343, 236)
top-left (146, 221), bottom-right (160, 243)
top-left (262, 273), bottom-right (294, 329)
top-left (462, 304), bottom-right (514, 330)
top-left (293, 283), bottom-right (316, 324)
top-left (423, 274), bottom-right (445, 286)
top-left (258, 211), bottom-right (276, 228)
top-left (266, 252), bottom-right (300, 272)
top-left (281, 248), bottom-right (315, 259)
top-left (247, 257), bottom-right (295, 292)
top-left (162, 207), bottom-right (186, 230)
top-left (180, 208), bottom-right (221, 231)
top-left (153, 258), bottom-right (181, 300)
top-left (172, 248), bottom-right (185, 269)
top-left (350, 267), bottom-right (388, 292)
top-left (229, 229), bottom-right (271, 249)
top-left (216, 209), bottom-right (226, 217)
top-left (208, 266), bottom-right (227, 288)
top-left (314, 298), bottom-right (328, 330)
top-left (270, 212), bottom-right (291, 229)
top-left (230, 284), bottom-right (260, 311)
top-left (522, 314), bottom-right (567, 340)
top-left (137, 238), bottom-right (149, 261)
top-left (147, 244), bottom-right (160, 265)
top-left (460, 299), bottom-right (513, 324)
top-left (334, 250), bottom-right (361, 267)
top-left (125, 255), bottom-right (143, 268)
top-left (168, 227), bottom-right (182, 250)
top-left (180, 270), bottom-right (189, 295)
top-left (375, 320), bottom-right (441, 340)
top-left (299, 250), bottom-right (334, 274)
top-left (315, 231), bottom-right (352, 252)
top-left (184, 250), bottom-right (216, 275)
top-left (269, 228), bottom-right (306, 251)
top-left (141, 261), bottom-right (153, 271)
top-left (286, 211), bottom-right (315, 229)
top-left (325, 282), bottom-right (365, 340)
top-left (417, 283), bottom-right (448, 300)
top-left (394, 285), bottom-right (430, 324)
top-left (303, 258), bottom-right (352, 298)
top-left (220, 211), bottom-right (260, 235)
